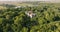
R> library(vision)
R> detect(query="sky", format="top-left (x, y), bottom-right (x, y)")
top-left (0, 0), bottom-right (60, 2)
top-left (0, 0), bottom-right (57, 1)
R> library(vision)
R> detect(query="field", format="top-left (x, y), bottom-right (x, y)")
top-left (0, 1), bottom-right (60, 32)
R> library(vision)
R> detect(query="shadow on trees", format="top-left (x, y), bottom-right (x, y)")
top-left (53, 16), bottom-right (60, 21)
top-left (21, 16), bottom-right (39, 32)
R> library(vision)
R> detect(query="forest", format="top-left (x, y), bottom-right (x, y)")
top-left (0, 3), bottom-right (60, 32)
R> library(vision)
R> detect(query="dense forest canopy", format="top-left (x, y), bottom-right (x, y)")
top-left (0, 3), bottom-right (60, 32)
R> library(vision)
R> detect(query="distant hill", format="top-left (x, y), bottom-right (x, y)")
top-left (0, 1), bottom-right (60, 8)
top-left (0, 1), bottom-right (60, 5)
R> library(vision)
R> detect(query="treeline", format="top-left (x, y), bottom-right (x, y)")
top-left (0, 3), bottom-right (60, 32)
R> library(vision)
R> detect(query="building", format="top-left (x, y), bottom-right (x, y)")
top-left (25, 11), bottom-right (35, 18)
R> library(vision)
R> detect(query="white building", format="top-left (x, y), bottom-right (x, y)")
top-left (25, 11), bottom-right (35, 18)
top-left (14, 6), bottom-right (22, 8)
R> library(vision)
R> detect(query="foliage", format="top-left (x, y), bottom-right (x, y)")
top-left (0, 3), bottom-right (60, 32)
